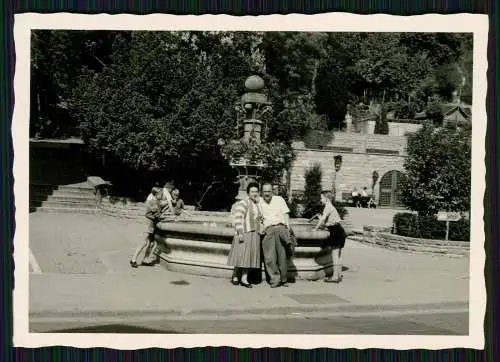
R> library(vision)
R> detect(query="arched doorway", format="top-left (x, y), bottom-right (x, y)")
top-left (378, 170), bottom-right (406, 208)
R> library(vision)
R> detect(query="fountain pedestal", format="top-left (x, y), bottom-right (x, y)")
top-left (230, 159), bottom-right (267, 200)
top-left (155, 219), bottom-right (332, 281)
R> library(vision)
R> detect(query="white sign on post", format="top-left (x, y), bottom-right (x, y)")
top-left (437, 211), bottom-right (462, 240)
top-left (437, 211), bottom-right (461, 222)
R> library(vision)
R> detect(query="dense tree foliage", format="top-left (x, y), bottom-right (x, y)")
top-left (401, 124), bottom-right (471, 215)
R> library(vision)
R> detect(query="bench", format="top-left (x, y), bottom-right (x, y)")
top-left (341, 192), bottom-right (354, 205)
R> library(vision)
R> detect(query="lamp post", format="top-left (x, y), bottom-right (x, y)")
top-left (333, 155), bottom-right (343, 201)
top-left (371, 170), bottom-right (379, 200)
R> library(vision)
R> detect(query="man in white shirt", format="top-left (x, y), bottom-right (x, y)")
top-left (259, 183), bottom-right (293, 288)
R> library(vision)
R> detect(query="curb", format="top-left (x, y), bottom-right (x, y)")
top-left (30, 301), bottom-right (468, 320)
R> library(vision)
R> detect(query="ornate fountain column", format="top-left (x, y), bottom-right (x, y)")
top-left (241, 75), bottom-right (271, 143)
top-left (227, 75), bottom-right (272, 200)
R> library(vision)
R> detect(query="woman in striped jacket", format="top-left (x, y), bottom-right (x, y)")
top-left (227, 182), bottom-right (263, 288)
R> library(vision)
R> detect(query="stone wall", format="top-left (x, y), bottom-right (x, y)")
top-left (388, 122), bottom-right (423, 136)
top-left (352, 120), bottom-right (422, 137)
top-left (349, 228), bottom-right (469, 257)
top-left (290, 132), bottom-right (407, 202)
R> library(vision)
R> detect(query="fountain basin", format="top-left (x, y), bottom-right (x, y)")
top-left (155, 218), bottom-right (334, 281)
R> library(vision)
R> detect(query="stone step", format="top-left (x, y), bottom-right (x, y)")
top-left (31, 193), bottom-right (95, 201)
top-left (52, 189), bottom-right (94, 196)
top-left (30, 200), bottom-right (99, 208)
top-left (30, 183), bottom-right (93, 191)
top-left (30, 206), bottom-right (100, 214)
top-left (31, 194), bottom-right (97, 203)
top-left (30, 188), bottom-right (95, 197)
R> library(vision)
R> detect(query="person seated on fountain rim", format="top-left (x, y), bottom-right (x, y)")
top-left (171, 188), bottom-right (185, 216)
top-left (130, 186), bottom-right (164, 268)
top-left (227, 182), bottom-right (263, 288)
top-left (313, 190), bottom-right (346, 283)
top-left (162, 181), bottom-right (175, 206)
top-left (259, 182), bottom-right (294, 288)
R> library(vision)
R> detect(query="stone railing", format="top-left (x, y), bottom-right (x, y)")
top-left (349, 226), bottom-right (469, 257)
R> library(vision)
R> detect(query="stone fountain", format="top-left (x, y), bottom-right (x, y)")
top-left (154, 75), bottom-right (332, 281)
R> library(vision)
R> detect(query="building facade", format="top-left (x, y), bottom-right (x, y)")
top-left (288, 131), bottom-right (411, 208)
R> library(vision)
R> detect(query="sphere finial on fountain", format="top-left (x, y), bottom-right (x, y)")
top-left (244, 75), bottom-right (265, 92)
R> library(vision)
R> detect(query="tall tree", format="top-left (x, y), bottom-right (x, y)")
top-left (402, 123), bottom-right (471, 215)
top-left (70, 31), bottom-right (257, 201)
top-left (31, 30), bottom-right (130, 137)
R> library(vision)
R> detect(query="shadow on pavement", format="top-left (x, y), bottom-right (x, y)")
top-left (170, 280), bottom-right (190, 285)
top-left (34, 324), bottom-right (177, 334)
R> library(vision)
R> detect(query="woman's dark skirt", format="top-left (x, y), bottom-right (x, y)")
top-left (326, 223), bottom-right (346, 248)
top-left (227, 231), bottom-right (261, 268)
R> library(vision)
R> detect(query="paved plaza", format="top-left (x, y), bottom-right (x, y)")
top-left (28, 211), bottom-right (470, 334)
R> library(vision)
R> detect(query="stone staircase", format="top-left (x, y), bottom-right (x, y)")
top-left (30, 183), bottom-right (100, 214)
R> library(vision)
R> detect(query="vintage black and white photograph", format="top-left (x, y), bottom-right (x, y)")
top-left (13, 13), bottom-right (487, 349)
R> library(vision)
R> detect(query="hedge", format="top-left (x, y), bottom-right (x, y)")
top-left (392, 213), bottom-right (470, 241)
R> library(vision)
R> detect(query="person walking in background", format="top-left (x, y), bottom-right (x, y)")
top-left (162, 181), bottom-right (175, 208)
top-left (227, 182), bottom-right (263, 288)
top-left (130, 186), bottom-right (164, 268)
top-left (351, 187), bottom-right (360, 207)
top-left (260, 182), bottom-right (293, 288)
top-left (360, 186), bottom-right (369, 208)
top-left (314, 190), bottom-right (346, 283)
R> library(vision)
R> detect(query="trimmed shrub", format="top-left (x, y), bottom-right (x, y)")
top-left (392, 212), bottom-right (470, 241)
top-left (418, 215), bottom-right (447, 239)
top-left (448, 219), bottom-right (471, 241)
top-left (393, 213), bottom-right (418, 236)
top-left (303, 164), bottom-right (323, 218)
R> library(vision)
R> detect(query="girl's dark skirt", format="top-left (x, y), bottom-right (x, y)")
top-left (326, 223), bottom-right (346, 248)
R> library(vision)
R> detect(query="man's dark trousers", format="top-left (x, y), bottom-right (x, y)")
top-left (262, 224), bottom-right (291, 286)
